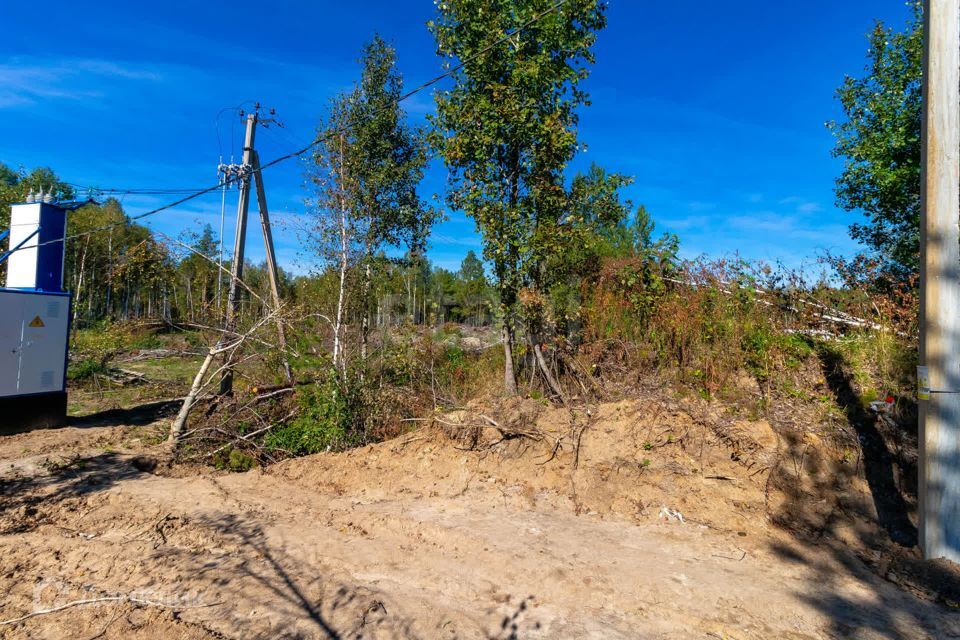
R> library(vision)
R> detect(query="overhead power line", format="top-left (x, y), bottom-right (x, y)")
top-left (11, 0), bottom-right (571, 254)
top-left (67, 183), bottom-right (213, 195)
top-left (240, 0), bottom-right (572, 177)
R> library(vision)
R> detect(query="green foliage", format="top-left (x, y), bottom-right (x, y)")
top-left (265, 373), bottom-right (363, 455)
top-left (67, 198), bottom-right (177, 325)
top-left (72, 322), bottom-right (138, 359)
top-left (566, 167), bottom-right (678, 263)
top-left (827, 1), bottom-right (922, 276)
top-left (213, 448), bottom-right (256, 472)
top-left (535, 165), bottom-right (680, 335)
top-left (175, 223), bottom-right (221, 321)
top-left (131, 331), bottom-right (164, 351)
top-left (67, 358), bottom-right (110, 381)
top-left (349, 35), bottom-right (437, 256)
top-left (379, 341), bottom-right (423, 387)
top-left (743, 329), bottom-right (815, 382)
top-left (822, 330), bottom-right (916, 401)
top-left (454, 250), bottom-right (492, 324)
top-left (431, 0), bottom-right (608, 391)
top-left (304, 35), bottom-right (437, 370)
top-left (586, 258), bottom-right (808, 398)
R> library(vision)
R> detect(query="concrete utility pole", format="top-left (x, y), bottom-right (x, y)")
top-left (919, 0), bottom-right (960, 562)
top-left (219, 112), bottom-right (256, 395)
top-left (220, 105), bottom-right (292, 395)
top-left (252, 149), bottom-right (293, 383)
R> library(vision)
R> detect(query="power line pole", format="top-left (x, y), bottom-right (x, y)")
top-left (919, 0), bottom-right (960, 562)
top-left (219, 105), bottom-right (292, 395)
top-left (219, 112), bottom-right (256, 396)
top-left (252, 149), bottom-right (293, 383)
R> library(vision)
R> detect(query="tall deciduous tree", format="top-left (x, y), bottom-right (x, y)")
top-left (177, 224), bottom-right (221, 322)
top-left (306, 35), bottom-right (434, 371)
top-left (430, 0), bottom-right (607, 394)
top-left (457, 250), bottom-right (489, 325)
top-left (66, 198), bottom-right (175, 324)
top-left (351, 35), bottom-right (435, 357)
top-left (827, 1), bottom-right (922, 277)
top-left (0, 163), bottom-right (74, 231)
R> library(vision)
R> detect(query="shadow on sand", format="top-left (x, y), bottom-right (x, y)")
top-left (764, 342), bottom-right (960, 638)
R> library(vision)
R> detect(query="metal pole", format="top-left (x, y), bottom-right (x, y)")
top-left (219, 112), bottom-right (256, 395)
top-left (252, 150), bottom-right (293, 383)
top-left (919, 0), bottom-right (960, 562)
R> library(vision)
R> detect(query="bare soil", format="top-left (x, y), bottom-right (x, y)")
top-left (0, 395), bottom-right (957, 639)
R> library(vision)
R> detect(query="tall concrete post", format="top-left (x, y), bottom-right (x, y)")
top-left (252, 150), bottom-right (293, 384)
top-left (219, 112), bottom-right (257, 395)
top-left (919, 0), bottom-right (960, 562)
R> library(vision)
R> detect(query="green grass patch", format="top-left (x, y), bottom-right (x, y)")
top-left (67, 357), bottom-right (110, 381)
top-left (213, 448), bottom-right (256, 472)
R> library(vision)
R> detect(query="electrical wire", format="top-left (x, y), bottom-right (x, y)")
top-left (258, 124), bottom-right (310, 161)
top-left (248, 0), bottom-right (572, 177)
top-left (9, 0), bottom-right (572, 256)
top-left (215, 102), bottom-right (255, 160)
top-left (67, 183), bottom-right (212, 195)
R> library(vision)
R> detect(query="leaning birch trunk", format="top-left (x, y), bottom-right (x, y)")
top-left (533, 341), bottom-right (565, 402)
top-left (169, 310), bottom-right (277, 447)
top-left (168, 346), bottom-right (217, 444)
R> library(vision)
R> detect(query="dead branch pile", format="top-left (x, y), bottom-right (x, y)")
top-left (173, 388), bottom-right (297, 465)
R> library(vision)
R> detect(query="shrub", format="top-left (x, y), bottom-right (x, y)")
top-left (212, 447), bottom-right (256, 472)
top-left (67, 357), bottom-right (110, 381)
top-left (579, 254), bottom-right (912, 401)
top-left (264, 372), bottom-right (364, 455)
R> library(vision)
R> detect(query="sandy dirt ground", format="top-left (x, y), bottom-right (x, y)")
top-left (0, 399), bottom-right (957, 639)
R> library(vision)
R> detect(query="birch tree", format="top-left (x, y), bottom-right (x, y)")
top-left (306, 36), bottom-right (433, 373)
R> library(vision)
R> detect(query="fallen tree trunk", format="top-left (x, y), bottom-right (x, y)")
top-left (169, 310), bottom-right (281, 447)
top-left (168, 348), bottom-right (216, 444)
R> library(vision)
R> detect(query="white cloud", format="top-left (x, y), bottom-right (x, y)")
top-left (687, 201), bottom-right (716, 212)
top-left (778, 196), bottom-right (823, 214)
top-left (659, 215), bottom-right (710, 231)
top-left (73, 59), bottom-right (161, 81)
top-left (432, 233), bottom-right (482, 248)
top-left (0, 57), bottom-right (162, 109)
top-left (797, 201), bottom-right (823, 214)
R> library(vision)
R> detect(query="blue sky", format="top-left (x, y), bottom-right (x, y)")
top-left (0, 0), bottom-right (913, 275)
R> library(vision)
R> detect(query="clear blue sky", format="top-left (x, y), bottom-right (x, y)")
top-left (0, 1), bottom-right (913, 275)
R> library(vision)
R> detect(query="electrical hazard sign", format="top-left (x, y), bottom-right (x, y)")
top-left (28, 316), bottom-right (45, 328)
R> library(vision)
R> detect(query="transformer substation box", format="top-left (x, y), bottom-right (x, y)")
top-left (1, 199), bottom-right (72, 432)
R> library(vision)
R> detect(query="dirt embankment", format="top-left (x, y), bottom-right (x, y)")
top-left (0, 395), bottom-right (957, 639)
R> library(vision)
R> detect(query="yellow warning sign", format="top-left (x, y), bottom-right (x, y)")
top-left (28, 316), bottom-right (45, 328)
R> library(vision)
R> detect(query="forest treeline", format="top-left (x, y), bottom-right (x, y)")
top-left (0, 166), bottom-right (500, 331)
top-left (0, 156), bottom-right (673, 340)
